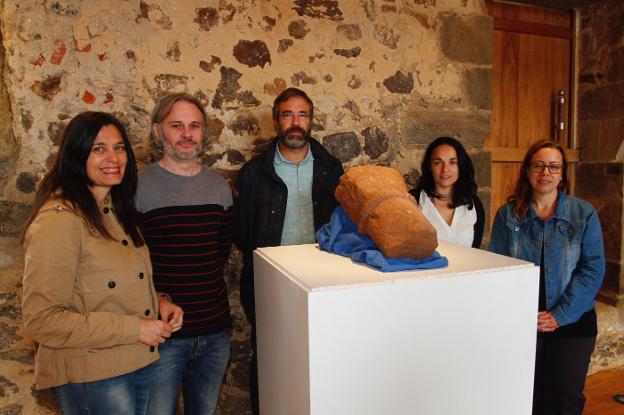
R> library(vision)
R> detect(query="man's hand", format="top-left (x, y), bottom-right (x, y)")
top-left (158, 295), bottom-right (184, 332)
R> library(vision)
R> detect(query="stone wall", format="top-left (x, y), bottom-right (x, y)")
top-left (0, 1), bottom-right (492, 413)
top-left (575, 0), bottom-right (624, 308)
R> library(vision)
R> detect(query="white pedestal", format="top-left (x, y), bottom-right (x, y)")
top-left (254, 241), bottom-right (539, 415)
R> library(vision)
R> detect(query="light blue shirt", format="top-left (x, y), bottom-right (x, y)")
top-left (274, 145), bottom-right (315, 245)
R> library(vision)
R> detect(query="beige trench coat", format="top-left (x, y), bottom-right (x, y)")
top-left (22, 199), bottom-right (159, 389)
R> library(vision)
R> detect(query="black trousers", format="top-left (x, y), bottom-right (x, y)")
top-left (532, 334), bottom-right (596, 415)
top-left (240, 271), bottom-right (260, 415)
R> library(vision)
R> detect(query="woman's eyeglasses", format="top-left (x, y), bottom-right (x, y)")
top-left (528, 163), bottom-right (563, 174)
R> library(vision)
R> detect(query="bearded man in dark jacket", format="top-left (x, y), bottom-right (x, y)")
top-left (233, 87), bottom-right (343, 414)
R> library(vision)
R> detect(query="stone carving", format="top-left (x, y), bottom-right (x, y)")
top-left (335, 165), bottom-right (438, 259)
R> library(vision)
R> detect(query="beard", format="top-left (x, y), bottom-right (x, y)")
top-left (160, 127), bottom-right (201, 162)
top-left (278, 126), bottom-right (310, 150)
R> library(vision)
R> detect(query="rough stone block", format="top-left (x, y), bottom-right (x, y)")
top-left (0, 94), bottom-right (16, 162)
top-left (463, 67), bottom-right (493, 110)
top-left (471, 149), bottom-right (491, 187)
top-left (403, 109), bottom-right (491, 147)
top-left (336, 24), bottom-right (361, 40)
top-left (578, 117), bottom-right (624, 162)
top-left (30, 75), bottom-right (62, 102)
top-left (288, 20), bottom-right (309, 39)
top-left (335, 165), bottom-right (438, 259)
top-left (0, 201), bottom-right (31, 237)
top-left (608, 47), bottom-right (624, 83)
top-left (362, 127), bottom-right (389, 159)
top-left (294, 0), bottom-right (343, 21)
top-left (383, 71), bottom-right (414, 94)
top-left (322, 132), bottom-right (360, 162)
top-left (580, 82), bottom-right (624, 120)
top-left (438, 12), bottom-right (493, 65)
top-left (233, 40), bottom-right (271, 68)
top-left (575, 162), bottom-right (623, 262)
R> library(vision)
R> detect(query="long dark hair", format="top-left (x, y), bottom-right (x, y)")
top-left (22, 112), bottom-right (144, 246)
top-left (414, 136), bottom-right (478, 209)
top-left (509, 139), bottom-right (569, 219)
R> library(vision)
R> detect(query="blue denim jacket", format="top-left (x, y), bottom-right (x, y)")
top-left (489, 192), bottom-right (604, 327)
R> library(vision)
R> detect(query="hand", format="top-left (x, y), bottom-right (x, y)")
top-left (138, 318), bottom-right (173, 346)
top-left (158, 296), bottom-right (184, 332)
top-left (537, 311), bottom-right (560, 333)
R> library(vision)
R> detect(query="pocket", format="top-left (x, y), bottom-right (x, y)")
top-left (557, 220), bottom-right (585, 248)
top-left (78, 267), bottom-right (141, 313)
top-left (504, 219), bottom-right (521, 257)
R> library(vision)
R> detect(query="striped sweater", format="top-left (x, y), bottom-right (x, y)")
top-left (136, 163), bottom-right (233, 337)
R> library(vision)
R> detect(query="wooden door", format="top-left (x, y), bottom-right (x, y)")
top-left (485, 1), bottom-right (579, 224)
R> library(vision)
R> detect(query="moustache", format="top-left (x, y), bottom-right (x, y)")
top-left (285, 126), bottom-right (306, 135)
top-left (177, 139), bottom-right (198, 145)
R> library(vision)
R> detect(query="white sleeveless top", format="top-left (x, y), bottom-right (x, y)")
top-left (418, 190), bottom-right (476, 247)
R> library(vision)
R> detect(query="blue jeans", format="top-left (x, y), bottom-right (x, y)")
top-left (52, 362), bottom-right (154, 415)
top-left (147, 329), bottom-right (230, 415)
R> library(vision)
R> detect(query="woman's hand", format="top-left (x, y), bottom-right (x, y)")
top-left (537, 311), bottom-right (560, 332)
top-left (138, 318), bottom-right (173, 346)
top-left (158, 295), bottom-right (184, 332)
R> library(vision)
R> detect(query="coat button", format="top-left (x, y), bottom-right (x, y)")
top-left (138, 272), bottom-right (144, 279)
top-left (144, 309), bottom-right (150, 316)
top-left (122, 239), bottom-right (128, 246)
top-left (514, 226), bottom-right (519, 231)
top-left (150, 346), bottom-right (155, 352)
top-left (108, 281), bottom-right (116, 289)
top-left (103, 207), bottom-right (110, 214)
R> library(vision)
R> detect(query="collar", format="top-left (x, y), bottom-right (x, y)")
top-left (273, 142), bottom-right (314, 166)
top-left (524, 192), bottom-right (570, 223)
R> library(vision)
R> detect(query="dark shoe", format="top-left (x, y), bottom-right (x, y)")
top-left (613, 394), bottom-right (624, 404)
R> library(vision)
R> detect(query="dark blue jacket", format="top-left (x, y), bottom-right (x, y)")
top-left (233, 137), bottom-right (343, 323)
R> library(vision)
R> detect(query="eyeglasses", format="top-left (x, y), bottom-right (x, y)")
top-left (279, 112), bottom-right (311, 121)
top-left (528, 163), bottom-right (564, 174)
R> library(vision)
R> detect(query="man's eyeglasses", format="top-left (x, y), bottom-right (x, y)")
top-left (279, 112), bottom-right (311, 121)
top-left (528, 163), bottom-right (564, 174)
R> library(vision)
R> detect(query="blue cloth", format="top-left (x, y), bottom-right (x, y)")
top-left (489, 192), bottom-right (605, 326)
top-left (316, 206), bottom-right (448, 272)
top-left (274, 145), bottom-right (316, 245)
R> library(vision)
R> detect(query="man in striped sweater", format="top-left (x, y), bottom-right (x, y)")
top-left (136, 93), bottom-right (233, 415)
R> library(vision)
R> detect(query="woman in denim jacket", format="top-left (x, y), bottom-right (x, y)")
top-left (489, 140), bottom-right (604, 415)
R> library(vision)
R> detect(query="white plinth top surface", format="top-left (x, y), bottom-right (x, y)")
top-left (255, 240), bottom-right (534, 291)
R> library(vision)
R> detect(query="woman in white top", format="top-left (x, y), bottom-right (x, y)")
top-left (409, 137), bottom-right (484, 247)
